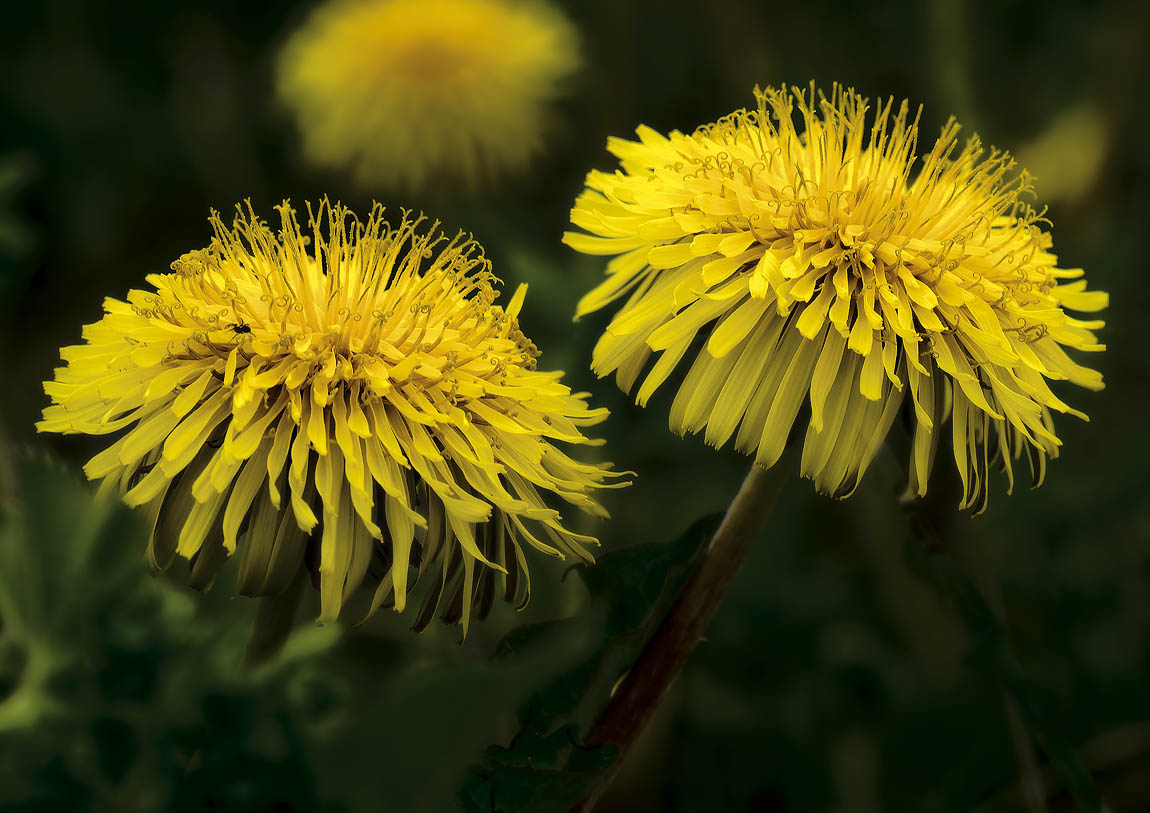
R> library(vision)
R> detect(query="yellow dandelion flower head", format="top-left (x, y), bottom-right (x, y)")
top-left (39, 200), bottom-right (625, 632)
top-left (277, 0), bottom-right (580, 190)
top-left (565, 83), bottom-right (1107, 512)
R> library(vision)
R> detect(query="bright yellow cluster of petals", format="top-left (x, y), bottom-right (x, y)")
top-left (565, 84), bottom-right (1107, 511)
top-left (277, 0), bottom-right (580, 190)
top-left (39, 201), bottom-right (624, 632)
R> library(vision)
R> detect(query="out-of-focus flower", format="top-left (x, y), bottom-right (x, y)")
top-left (1017, 104), bottom-right (1108, 206)
top-left (0, 154), bottom-right (35, 312)
top-left (0, 155), bottom-right (33, 258)
top-left (565, 83), bottom-right (1106, 512)
top-left (38, 200), bottom-right (625, 632)
top-left (277, 0), bottom-right (580, 191)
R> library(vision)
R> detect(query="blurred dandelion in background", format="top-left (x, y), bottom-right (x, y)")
top-left (37, 200), bottom-right (624, 634)
top-left (0, 155), bottom-right (35, 313)
top-left (277, 0), bottom-right (580, 192)
top-left (1017, 104), bottom-right (1109, 206)
top-left (0, 155), bottom-right (33, 259)
top-left (565, 83), bottom-right (1107, 511)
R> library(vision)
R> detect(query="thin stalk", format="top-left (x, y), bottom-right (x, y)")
top-left (1003, 692), bottom-right (1049, 813)
top-left (574, 461), bottom-right (790, 811)
top-left (906, 469), bottom-right (1047, 813)
top-left (951, 539), bottom-right (1048, 813)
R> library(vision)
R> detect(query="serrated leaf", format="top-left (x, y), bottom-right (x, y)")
top-left (460, 514), bottom-right (722, 812)
top-left (300, 610), bottom-right (601, 813)
top-left (461, 726), bottom-right (617, 812)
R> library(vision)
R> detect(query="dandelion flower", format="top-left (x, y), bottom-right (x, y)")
top-left (277, 0), bottom-right (580, 190)
top-left (38, 201), bottom-right (624, 632)
top-left (564, 84), bottom-right (1107, 511)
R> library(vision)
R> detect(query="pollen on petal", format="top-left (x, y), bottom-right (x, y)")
top-left (39, 199), bottom-right (628, 633)
top-left (566, 83), bottom-right (1106, 512)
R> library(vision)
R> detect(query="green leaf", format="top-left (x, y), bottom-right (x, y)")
top-left (460, 514), bottom-right (722, 812)
top-left (461, 726), bottom-right (617, 812)
top-left (300, 612), bottom-right (602, 813)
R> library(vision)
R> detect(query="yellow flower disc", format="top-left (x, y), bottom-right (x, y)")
top-left (565, 84), bottom-right (1107, 512)
top-left (39, 201), bottom-right (625, 632)
top-left (277, 0), bottom-right (580, 190)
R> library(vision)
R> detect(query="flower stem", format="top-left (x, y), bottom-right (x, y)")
top-left (575, 461), bottom-right (789, 811)
top-left (904, 470), bottom-right (1048, 813)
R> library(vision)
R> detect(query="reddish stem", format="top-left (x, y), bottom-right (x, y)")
top-left (574, 462), bottom-right (789, 811)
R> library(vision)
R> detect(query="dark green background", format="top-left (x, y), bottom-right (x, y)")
top-left (1, 1), bottom-right (1148, 811)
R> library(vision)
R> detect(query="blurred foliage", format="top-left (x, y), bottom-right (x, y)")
top-left (0, 454), bottom-right (339, 811)
top-left (2, 0), bottom-right (1149, 811)
top-left (0, 455), bottom-right (607, 813)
